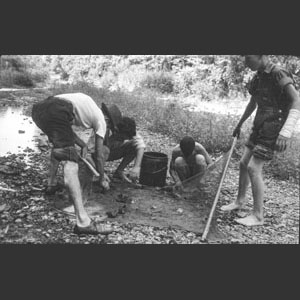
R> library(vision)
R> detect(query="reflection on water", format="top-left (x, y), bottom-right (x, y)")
top-left (0, 106), bottom-right (40, 156)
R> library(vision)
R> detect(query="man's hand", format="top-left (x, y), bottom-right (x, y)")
top-left (233, 125), bottom-right (241, 138)
top-left (275, 134), bottom-right (289, 152)
top-left (207, 162), bottom-right (215, 170)
top-left (100, 178), bottom-right (110, 192)
top-left (81, 145), bottom-right (88, 159)
top-left (172, 181), bottom-right (183, 193)
top-left (103, 173), bottom-right (111, 184)
top-left (128, 167), bottom-right (141, 183)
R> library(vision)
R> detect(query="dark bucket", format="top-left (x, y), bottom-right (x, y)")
top-left (139, 152), bottom-right (168, 187)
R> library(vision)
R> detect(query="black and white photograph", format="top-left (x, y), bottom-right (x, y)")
top-left (0, 55), bottom-right (299, 244)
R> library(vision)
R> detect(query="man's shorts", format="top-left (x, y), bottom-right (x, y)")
top-left (32, 96), bottom-right (75, 148)
top-left (52, 146), bottom-right (80, 163)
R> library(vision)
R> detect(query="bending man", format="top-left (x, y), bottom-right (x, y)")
top-left (32, 94), bottom-right (112, 235)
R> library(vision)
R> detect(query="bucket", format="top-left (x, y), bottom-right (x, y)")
top-left (139, 152), bottom-right (168, 187)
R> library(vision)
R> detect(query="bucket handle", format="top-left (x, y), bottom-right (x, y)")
top-left (141, 166), bottom-right (168, 175)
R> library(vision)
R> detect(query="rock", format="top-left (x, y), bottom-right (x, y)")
top-left (231, 238), bottom-right (242, 243)
top-left (177, 208), bottom-right (183, 214)
top-left (0, 204), bottom-right (7, 212)
top-left (18, 130), bottom-right (25, 134)
top-left (191, 239), bottom-right (201, 244)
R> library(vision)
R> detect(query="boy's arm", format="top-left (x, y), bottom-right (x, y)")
top-left (195, 143), bottom-right (213, 166)
top-left (169, 147), bottom-right (182, 185)
top-left (129, 134), bottom-right (146, 181)
top-left (233, 96), bottom-right (257, 137)
top-left (129, 147), bottom-right (145, 181)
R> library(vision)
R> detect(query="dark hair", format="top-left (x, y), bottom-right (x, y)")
top-left (117, 117), bottom-right (136, 138)
top-left (180, 136), bottom-right (195, 157)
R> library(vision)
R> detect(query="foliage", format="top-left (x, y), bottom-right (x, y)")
top-left (0, 55), bottom-right (49, 88)
top-left (13, 55), bottom-right (300, 99)
top-left (140, 71), bottom-right (174, 93)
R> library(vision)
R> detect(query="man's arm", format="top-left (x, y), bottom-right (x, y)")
top-left (94, 134), bottom-right (109, 189)
top-left (233, 96), bottom-right (257, 137)
top-left (276, 84), bottom-right (300, 151)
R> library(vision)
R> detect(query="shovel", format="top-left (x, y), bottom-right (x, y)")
top-left (201, 136), bottom-right (238, 242)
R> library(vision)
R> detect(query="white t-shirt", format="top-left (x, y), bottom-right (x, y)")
top-left (55, 93), bottom-right (106, 138)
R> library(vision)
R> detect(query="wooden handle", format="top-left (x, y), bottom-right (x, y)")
top-left (201, 137), bottom-right (238, 241)
top-left (80, 156), bottom-right (100, 177)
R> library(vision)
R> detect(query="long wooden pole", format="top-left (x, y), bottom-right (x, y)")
top-left (79, 156), bottom-right (100, 177)
top-left (201, 137), bottom-right (237, 241)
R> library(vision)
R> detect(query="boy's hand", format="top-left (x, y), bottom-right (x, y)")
top-left (129, 167), bottom-right (141, 182)
top-left (233, 125), bottom-right (241, 138)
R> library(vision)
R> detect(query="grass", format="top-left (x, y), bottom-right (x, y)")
top-left (37, 81), bottom-right (300, 182)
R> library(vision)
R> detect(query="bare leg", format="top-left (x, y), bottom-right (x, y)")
top-left (47, 150), bottom-right (60, 186)
top-left (174, 157), bottom-right (191, 181)
top-left (108, 143), bottom-right (136, 181)
top-left (63, 161), bottom-right (93, 214)
top-left (115, 152), bottom-right (136, 173)
top-left (221, 146), bottom-right (253, 211)
top-left (235, 156), bottom-right (265, 226)
top-left (63, 161), bottom-right (90, 227)
top-left (193, 154), bottom-right (207, 178)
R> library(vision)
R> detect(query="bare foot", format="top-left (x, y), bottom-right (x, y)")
top-left (220, 202), bottom-right (244, 212)
top-left (63, 205), bottom-right (75, 215)
top-left (235, 214), bottom-right (264, 226)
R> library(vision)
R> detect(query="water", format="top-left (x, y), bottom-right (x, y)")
top-left (0, 105), bottom-right (40, 156)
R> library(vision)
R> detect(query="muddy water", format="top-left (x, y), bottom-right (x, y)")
top-left (0, 105), bottom-right (40, 156)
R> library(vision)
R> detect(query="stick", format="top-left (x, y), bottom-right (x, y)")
top-left (79, 156), bottom-right (100, 177)
top-left (181, 155), bottom-right (224, 186)
top-left (0, 187), bottom-right (17, 192)
top-left (201, 136), bottom-right (238, 242)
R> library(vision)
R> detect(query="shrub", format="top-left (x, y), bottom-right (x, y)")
top-left (140, 71), bottom-right (174, 93)
top-left (0, 70), bottom-right (34, 88)
top-left (30, 71), bottom-right (49, 84)
top-left (13, 71), bottom-right (34, 87)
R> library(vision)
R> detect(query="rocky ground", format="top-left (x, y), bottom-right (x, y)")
top-left (0, 89), bottom-right (299, 244)
top-left (0, 128), bottom-right (298, 244)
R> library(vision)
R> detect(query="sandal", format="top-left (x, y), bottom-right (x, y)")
top-left (73, 220), bottom-right (113, 235)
